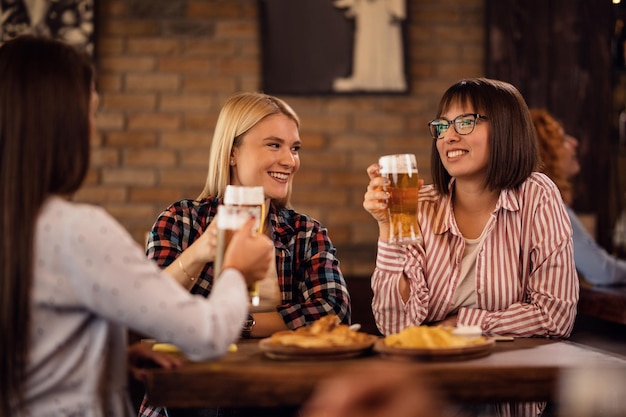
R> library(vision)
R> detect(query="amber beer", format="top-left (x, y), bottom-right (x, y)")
top-left (214, 186), bottom-right (264, 306)
top-left (379, 154), bottom-right (421, 244)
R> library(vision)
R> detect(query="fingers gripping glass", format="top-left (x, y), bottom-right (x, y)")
top-left (428, 113), bottom-right (488, 140)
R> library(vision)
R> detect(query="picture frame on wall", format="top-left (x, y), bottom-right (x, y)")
top-left (258, 0), bottom-right (409, 95)
top-left (0, 0), bottom-right (95, 55)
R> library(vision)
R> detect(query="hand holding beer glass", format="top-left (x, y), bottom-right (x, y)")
top-left (214, 185), bottom-right (266, 306)
top-left (378, 154), bottom-right (421, 245)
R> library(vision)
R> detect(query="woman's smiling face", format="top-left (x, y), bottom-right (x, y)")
top-left (230, 113), bottom-right (301, 201)
top-left (436, 102), bottom-right (490, 184)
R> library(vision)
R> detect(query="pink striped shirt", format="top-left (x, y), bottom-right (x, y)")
top-left (372, 172), bottom-right (579, 338)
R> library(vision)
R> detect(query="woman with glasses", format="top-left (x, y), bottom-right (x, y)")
top-left (363, 78), bottom-right (578, 417)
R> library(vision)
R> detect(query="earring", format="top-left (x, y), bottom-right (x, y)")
top-left (230, 159), bottom-right (235, 166)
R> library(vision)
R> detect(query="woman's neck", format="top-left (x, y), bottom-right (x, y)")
top-left (453, 184), bottom-right (498, 213)
top-left (452, 182), bottom-right (499, 239)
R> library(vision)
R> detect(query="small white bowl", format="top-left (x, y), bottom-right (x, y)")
top-left (452, 325), bottom-right (483, 339)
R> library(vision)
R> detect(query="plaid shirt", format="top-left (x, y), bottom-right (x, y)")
top-left (139, 197), bottom-right (351, 417)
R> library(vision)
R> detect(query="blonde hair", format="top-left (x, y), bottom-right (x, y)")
top-left (198, 92), bottom-right (300, 208)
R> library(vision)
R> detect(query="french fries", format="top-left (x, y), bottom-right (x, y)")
top-left (384, 325), bottom-right (486, 349)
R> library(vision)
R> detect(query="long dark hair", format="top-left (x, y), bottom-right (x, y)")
top-left (0, 35), bottom-right (93, 416)
top-left (430, 78), bottom-right (539, 194)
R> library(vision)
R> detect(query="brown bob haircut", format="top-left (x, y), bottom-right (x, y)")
top-left (430, 78), bottom-right (539, 195)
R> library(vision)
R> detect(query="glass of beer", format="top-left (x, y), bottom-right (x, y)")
top-left (214, 185), bottom-right (265, 306)
top-left (378, 154), bottom-right (421, 245)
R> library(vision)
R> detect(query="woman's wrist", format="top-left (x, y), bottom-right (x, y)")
top-left (175, 248), bottom-right (205, 288)
top-left (177, 258), bottom-right (197, 282)
top-left (378, 224), bottom-right (390, 242)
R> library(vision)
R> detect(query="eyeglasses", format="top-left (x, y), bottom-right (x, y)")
top-left (427, 113), bottom-right (488, 140)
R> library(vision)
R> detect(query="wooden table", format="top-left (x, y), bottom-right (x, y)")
top-left (143, 337), bottom-right (626, 409)
top-left (578, 284), bottom-right (626, 325)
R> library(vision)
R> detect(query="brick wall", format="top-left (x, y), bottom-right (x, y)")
top-left (85, 0), bottom-right (485, 276)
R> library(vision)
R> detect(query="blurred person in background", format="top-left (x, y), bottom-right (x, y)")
top-left (531, 108), bottom-right (626, 286)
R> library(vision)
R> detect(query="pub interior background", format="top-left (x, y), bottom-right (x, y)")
top-left (88, 0), bottom-right (626, 338)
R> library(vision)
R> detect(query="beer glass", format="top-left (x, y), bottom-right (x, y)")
top-left (214, 185), bottom-right (265, 306)
top-left (378, 154), bottom-right (421, 245)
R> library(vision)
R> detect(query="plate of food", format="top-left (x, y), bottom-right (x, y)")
top-left (259, 316), bottom-right (378, 360)
top-left (374, 325), bottom-right (495, 361)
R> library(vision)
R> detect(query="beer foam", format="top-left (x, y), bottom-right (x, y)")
top-left (224, 185), bottom-right (264, 205)
top-left (378, 154), bottom-right (418, 174)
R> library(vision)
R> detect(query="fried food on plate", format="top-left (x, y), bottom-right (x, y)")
top-left (384, 325), bottom-right (486, 349)
top-left (270, 315), bottom-right (371, 348)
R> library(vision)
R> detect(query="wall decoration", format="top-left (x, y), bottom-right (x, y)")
top-left (0, 0), bottom-right (95, 55)
top-left (259, 0), bottom-right (408, 95)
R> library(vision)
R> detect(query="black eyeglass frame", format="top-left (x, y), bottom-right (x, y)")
top-left (427, 113), bottom-right (488, 140)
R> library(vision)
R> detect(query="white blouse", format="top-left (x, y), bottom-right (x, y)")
top-left (21, 196), bottom-right (249, 417)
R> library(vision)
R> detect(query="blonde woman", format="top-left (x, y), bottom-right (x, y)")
top-left (139, 92), bottom-right (350, 417)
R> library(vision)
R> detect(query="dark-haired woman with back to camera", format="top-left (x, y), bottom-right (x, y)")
top-left (0, 35), bottom-right (273, 417)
